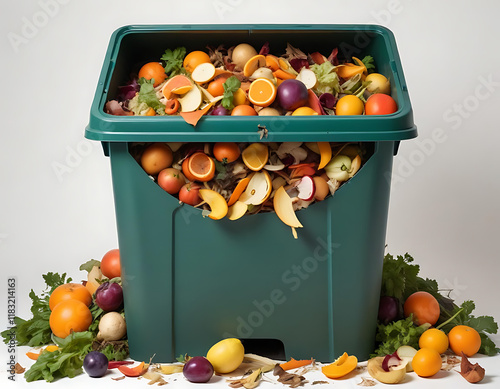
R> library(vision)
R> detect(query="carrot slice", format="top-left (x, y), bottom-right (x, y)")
top-left (279, 358), bottom-right (314, 371)
top-left (273, 69), bottom-right (296, 80)
top-left (180, 104), bottom-right (213, 126)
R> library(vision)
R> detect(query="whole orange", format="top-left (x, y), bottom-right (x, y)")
top-left (412, 348), bottom-right (442, 377)
top-left (448, 325), bottom-right (481, 357)
top-left (101, 249), bottom-right (121, 279)
top-left (183, 51), bottom-right (211, 73)
top-left (419, 328), bottom-right (449, 354)
top-left (49, 299), bottom-right (93, 338)
top-left (213, 142), bottom-right (241, 163)
top-left (138, 62), bottom-right (166, 87)
top-left (403, 291), bottom-right (440, 326)
top-left (49, 283), bottom-right (92, 311)
top-left (231, 105), bottom-right (257, 116)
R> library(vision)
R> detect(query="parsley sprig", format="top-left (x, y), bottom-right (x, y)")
top-left (161, 47), bottom-right (186, 77)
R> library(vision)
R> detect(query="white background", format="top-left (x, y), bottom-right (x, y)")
top-left (1, 0), bottom-right (499, 387)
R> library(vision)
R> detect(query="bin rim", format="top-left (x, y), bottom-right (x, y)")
top-left (85, 23), bottom-right (417, 143)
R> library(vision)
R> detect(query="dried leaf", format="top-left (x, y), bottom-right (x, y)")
top-left (312, 381), bottom-right (328, 385)
top-left (358, 377), bottom-right (376, 386)
top-left (459, 352), bottom-right (485, 383)
top-left (442, 355), bottom-right (461, 371)
top-left (227, 368), bottom-right (263, 389)
top-left (112, 376), bottom-right (126, 381)
top-left (14, 363), bottom-right (25, 374)
top-left (273, 364), bottom-right (306, 388)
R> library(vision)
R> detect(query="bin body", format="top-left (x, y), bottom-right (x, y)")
top-left (86, 24), bottom-right (417, 362)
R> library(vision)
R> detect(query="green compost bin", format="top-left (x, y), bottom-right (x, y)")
top-left (85, 24), bottom-right (417, 362)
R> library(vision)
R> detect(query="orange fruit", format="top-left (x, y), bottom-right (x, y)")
top-left (207, 75), bottom-right (230, 97)
top-left (248, 78), bottom-right (277, 107)
top-left (187, 152), bottom-right (215, 182)
top-left (419, 328), bottom-right (449, 354)
top-left (404, 291), bottom-right (440, 326)
top-left (265, 55), bottom-right (280, 71)
top-left (49, 283), bottom-right (92, 311)
top-left (241, 143), bottom-right (269, 171)
top-left (138, 62), bottom-right (166, 87)
top-left (101, 248), bottom-right (121, 279)
top-left (49, 299), bottom-right (92, 338)
top-left (183, 51), bottom-right (211, 74)
top-left (231, 105), bottom-right (257, 116)
top-left (335, 95), bottom-right (364, 115)
top-left (213, 142), bottom-right (241, 163)
top-left (233, 88), bottom-right (249, 106)
top-left (182, 157), bottom-right (198, 182)
top-left (140, 143), bottom-right (173, 175)
top-left (243, 54), bottom-right (266, 77)
top-left (292, 107), bottom-right (318, 116)
top-left (162, 75), bottom-right (192, 99)
top-left (448, 325), bottom-right (481, 357)
top-left (412, 348), bottom-right (442, 377)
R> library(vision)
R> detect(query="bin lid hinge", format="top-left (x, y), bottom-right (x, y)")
top-left (257, 125), bottom-right (268, 139)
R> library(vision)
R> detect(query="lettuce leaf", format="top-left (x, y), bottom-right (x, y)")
top-left (310, 62), bottom-right (340, 95)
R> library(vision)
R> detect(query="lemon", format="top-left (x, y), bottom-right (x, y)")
top-left (206, 338), bottom-right (245, 374)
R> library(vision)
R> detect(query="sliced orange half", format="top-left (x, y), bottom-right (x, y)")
top-left (243, 54), bottom-right (267, 77)
top-left (227, 176), bottom-right (251, 206)
top-left (248, 78), bottom-right (277, 107)
top-left (242, 143), bottom-right (269, 171)
top-left (162, 75), bottom-right (193, 99)
top-left (265, 55), bottom-right (280, 71)
top-left (187, 152), bottom-right (215, 182)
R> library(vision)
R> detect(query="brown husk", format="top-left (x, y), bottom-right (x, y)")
top-left (459, 352), bottom-right (485, 383)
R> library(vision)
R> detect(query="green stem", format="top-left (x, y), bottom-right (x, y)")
top-left (436, 308), bottom-right (464, 330)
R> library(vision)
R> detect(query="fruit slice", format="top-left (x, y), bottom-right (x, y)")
top-left (296, 68), bottom-right (317, 89)
top-left (118, 361), bottom-right (147, 377)
top-left (227, 177), bottom-right (251, 206)
top-left (187, 152), bottom-right (215, 182)
top-left (198, 189), bottom-right (228, 220)
top-left (348, 155), bottom-right (361, 178)
top-left (86, 265), bottom-right (103, 295)
top-left (191, 62), bottom-right (216, 84)
top-left (296, 175), bottom-right (315, 201)
top-left (248, 78), bottom-right (277, 107)
top-left (178, 84), bottom-right (203, 112)
top-left (273, 186), bottom-right (303, 229)
top-left (250, 67), bottom-right (274, 81)
top-left (396, 345), bottom-right (418, 372)
top-left (265, 55), bottom-right (280, 71)
top-left (243, 54), bottom-right (267, 77)
top-left (227, 201), bottom-right (248, 220)
top-left (238, 171), bottom-right (272, 205)
top-left (162, 75), bottom-right (193, 99)
top-left (241, 143), bottom-right (269, 171)
top-left (179, 103), bottom-right (213, 127)
top-left (317, 142), bottom-right (332, 169)
top-left (322, 352), bottom-right (358, 379)
top-left (367, 357), bottom-right (406, 384)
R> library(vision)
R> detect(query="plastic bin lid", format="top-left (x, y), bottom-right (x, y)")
top-left (85, 24), bottom-right (417, 143)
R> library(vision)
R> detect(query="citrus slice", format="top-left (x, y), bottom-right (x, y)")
top-left (243, 54), bottom-right (266, 77)
top-left (227, 176), bottom-right (251, 206)
top-left (265, 55), bottom-right (280, 71)
top-left (241, 143), bottom-right (269, 171)
top-left (191, 62), bottom-right (216, 84)
top-left (248, 78), bottom-right (277, 107)
top-left (317, 142), bottom-right (332, 169)
top-left (187, 152), bottom-right (215, 182)
top-left (162, 75), bottom-right (193, 99)
top-left (183, 50), bottom-right (211, 74)
top-left (198, 189), bottom-right (228, 220)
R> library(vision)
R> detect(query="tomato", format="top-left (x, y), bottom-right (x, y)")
top-left (101, 249), bottom-right (121, 279)
top-left (403, 291), bottom-right (440, 326)
top-left (157, 168), bottom-right (185, 195)
top-left (213, 142), bottom-right (241, 163)
top-left (178, 183), bottom-right (201, 206)
top-left (335, 95), bottom-right (364, 115)
top-left (412, 348), bottom-right (442, 377)
top-left (49, 283), bottom-right (92, 311)
top-left (183, 51), bottom-right (211, 74)
top-left (364, 93), bottom-right (398, 115)
top-left (49, 299), bottom-right (93, 338)
top-left (419, 328), bottom-right (449, 354)
top-left (448, 325), bottom-right (481, 356)
top-left (138, 62), bottom-right (166, 87)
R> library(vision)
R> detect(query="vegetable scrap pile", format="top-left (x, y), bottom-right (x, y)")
top-left (106, 42), bottom-right (398, 124)
top-left (130, 141), bottom-right (372, 238)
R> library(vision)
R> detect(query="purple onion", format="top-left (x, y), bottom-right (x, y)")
top-left (95, 282), bottom-right (123, 312)
top-left (118, 79), bottom-right (140, 101)
top-left (277, 79), bottom-right (309, 111)
top-left (378, 296), bottom-right (399, 324)
top-left (183, 357), bottom-right (214, 383)
top-left (319, 93), bottom-right (336, 109)
top-left (211, 106), bottom-right (229, 116)
top-left (258, 42), bottom-right (270, 56)
top-left (289, 58), bottom-right (309, 73)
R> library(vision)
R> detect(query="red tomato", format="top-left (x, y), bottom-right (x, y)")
top-left (178, 183), bottom-right (201, 206)
top-left (157, 168), bottom-right (185, 195)
top-left (101, 249), bottom-right (121, 279)
top-left (365, 93), bottom-right (398, 115)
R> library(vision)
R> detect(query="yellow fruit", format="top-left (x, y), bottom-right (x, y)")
top-left (241, 143), bottom-right (269, 171)
top-left (206, 338), bottom-right (245, 374)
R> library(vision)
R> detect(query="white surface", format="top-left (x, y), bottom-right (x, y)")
top-left (1, 0), bottom-right (499, 387)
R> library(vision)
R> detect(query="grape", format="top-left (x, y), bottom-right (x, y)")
top-left (83, 351), bottom-right (108, 378)
top-left (183, 356), bottom-right (214, 383)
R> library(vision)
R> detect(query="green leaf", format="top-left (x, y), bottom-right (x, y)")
top-left (79, 259), bottom-right (101, 273)
top-left (361, 55), bottom-right (375, 73)
top-left (138, 77), bottom-right (165, 112)
top-left (161, 47), bottom-right (186, 77)
top-left (221, 76), bottom-right (241, 110)
top-left (372, 315), bottom-right (426, 357)
top-left (479, 333), bottom-right (500, 356)
top-left (310, 61), bottom-right (340, 95)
